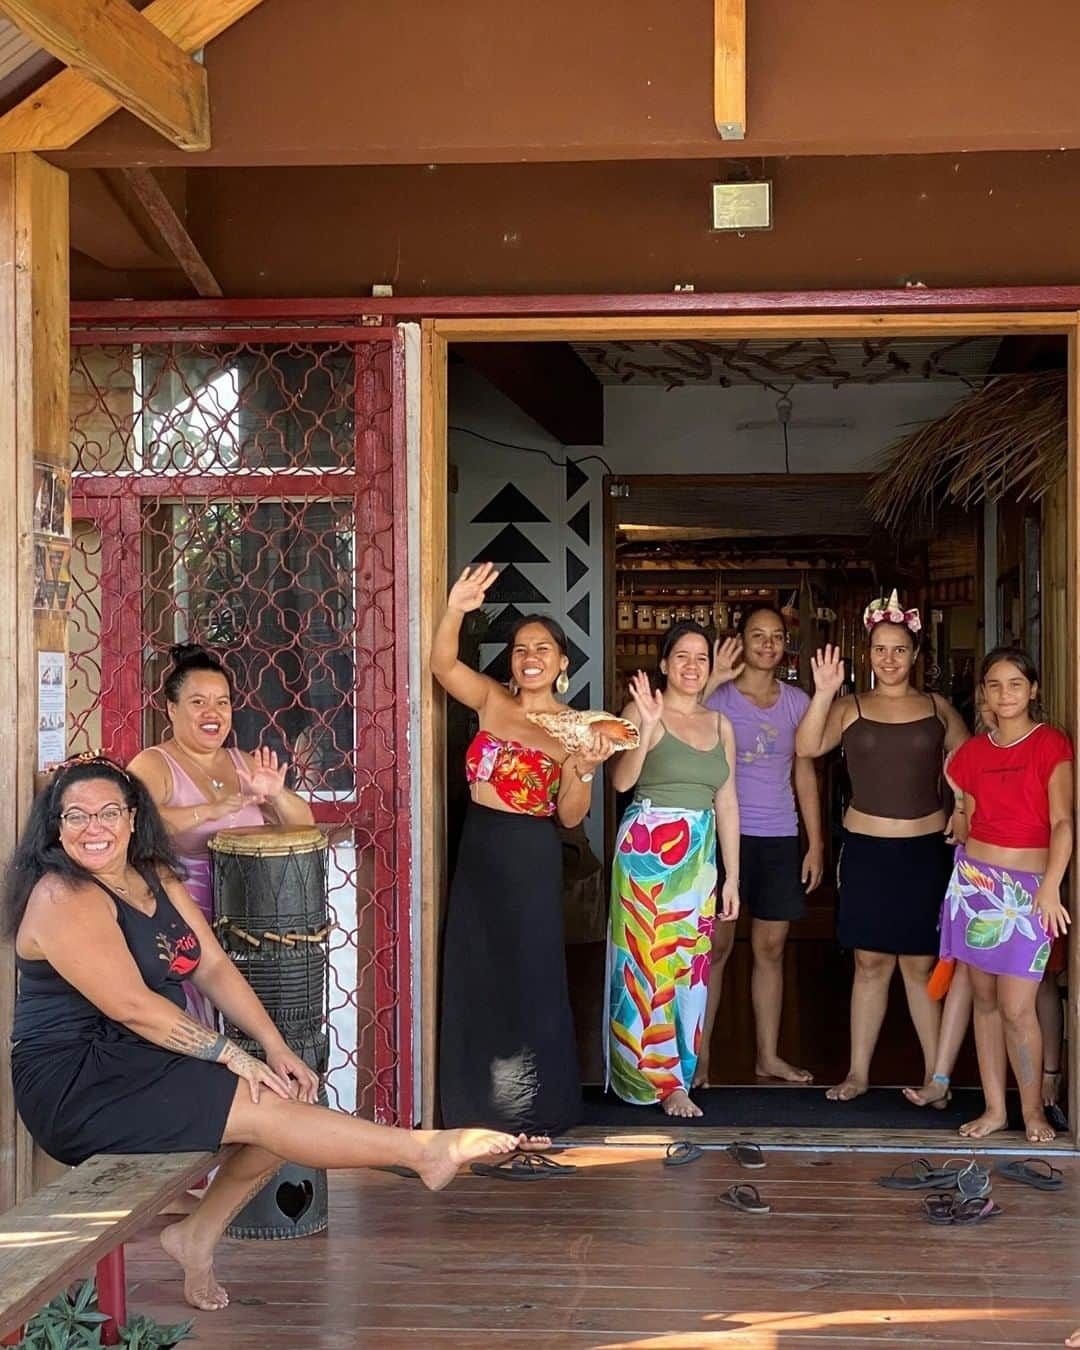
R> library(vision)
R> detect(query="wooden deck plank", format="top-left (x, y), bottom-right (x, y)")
top-left (117, 1150), bottom-right (1079, 1347)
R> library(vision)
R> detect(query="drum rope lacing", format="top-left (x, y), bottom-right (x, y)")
top-left (213, 915), bottom-right (335, 950)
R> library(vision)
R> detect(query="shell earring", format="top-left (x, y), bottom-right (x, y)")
top-left (555, 670), bottom-right (570, 695)
top-left (508, 679), bottom-right (519, 696)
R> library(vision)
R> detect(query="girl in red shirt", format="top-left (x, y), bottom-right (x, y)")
top-left (939, 646), bottom-right (1073, 1143)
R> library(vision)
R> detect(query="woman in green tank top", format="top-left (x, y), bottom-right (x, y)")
top-left (606, 622), bottom-right (740, 1118)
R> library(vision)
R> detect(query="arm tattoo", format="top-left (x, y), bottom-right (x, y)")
top-left (162, 1014), bottom-right (229, 1061)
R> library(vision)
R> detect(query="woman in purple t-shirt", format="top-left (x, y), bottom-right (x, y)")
top-left (698, 605), bottom-right (824, 1086)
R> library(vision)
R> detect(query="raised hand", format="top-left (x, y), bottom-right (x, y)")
top-left (627, 670), bottom-right (664, 730)
top-left (713, 637), bottom-right (745, 685)
top-left (244, 746), bottom-right (289, 802)
top-left (810, 644), bottom-right (846, 697)
top-left (448, 562), bottom-right (499, 614)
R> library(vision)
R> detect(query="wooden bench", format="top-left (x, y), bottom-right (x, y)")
top-left (0, 1149), bottom-right (229, 1346)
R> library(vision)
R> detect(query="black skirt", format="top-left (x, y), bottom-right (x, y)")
top-left (12, 1023), bottom-right (237, 1167)
top-left (440, 803), bottom-right (581, 1135)
top-left (836, 830), bottom-right (953, 956)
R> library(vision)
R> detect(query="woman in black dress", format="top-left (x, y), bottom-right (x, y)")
top-left (7, 756), bottom-right (539, 1313)
top-left (432, 563), bottom-right (614, 1135)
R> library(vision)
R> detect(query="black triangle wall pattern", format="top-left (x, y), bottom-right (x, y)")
top-left (568, 502), bottom-right (591, 546)
top-left (472, 523), bottom-right (549, 565)
top-left (568, 685), bottom-right (592, 711)
top-left (565, 457), bottom-right (588, 501)
top-left (484, 564), bottom-right (549, 605)
top-left (471, 482), bottom-right (550, 524)
top-left (565, 548), bottom-right (587, 592)
top-left (567, 593), bottom-right (590, 636)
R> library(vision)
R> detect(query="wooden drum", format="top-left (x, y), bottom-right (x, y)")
top-left (210, 824), bottom-right (331, 1240)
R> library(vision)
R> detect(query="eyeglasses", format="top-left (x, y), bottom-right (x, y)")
top-left (59, 805), bottom-right (131, 832)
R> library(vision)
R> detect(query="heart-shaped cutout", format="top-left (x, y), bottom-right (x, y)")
top-left (275, 1178), bottom-right (314, 1223)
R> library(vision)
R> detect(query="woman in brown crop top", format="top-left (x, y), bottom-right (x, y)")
top-left (431, 562), bottom-right (615, 1139)
top-left (795, 594), bottom-right (968, 1105)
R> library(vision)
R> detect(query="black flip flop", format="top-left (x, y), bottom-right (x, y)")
top-left (663, 1141), bottom-right (703, 1167)
top-left (878, 1158), bottom-right (964, 1191)
top-left (726, 1141), bottom-right (765, 1169)
top-left (951, 1196), bottom-right (1003, 1225)
top-left (996, 1158), bottom-right (1065, 1191)
top-left (921, 1191), bottom-right (958, 1225)
top-left (372, 1165), bottom-right (420, 1179)
top-left (717, 1183), bottom-right (770, 1214)
top-left (470, 1152), bottom-right (578, 1180)
top-left (1046, 1103), bottom-right (1069, 1133)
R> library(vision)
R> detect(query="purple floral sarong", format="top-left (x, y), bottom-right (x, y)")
top-left (939, 847), bottom-right (1050, 982)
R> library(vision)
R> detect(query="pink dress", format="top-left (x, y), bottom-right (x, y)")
top-left (145, 745), bottom-right (265, 1026)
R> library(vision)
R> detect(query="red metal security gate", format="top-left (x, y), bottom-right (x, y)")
top-left (67, 326), bottom-right (413, 1124)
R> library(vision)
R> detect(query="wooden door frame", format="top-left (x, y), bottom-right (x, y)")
top-left (420, 306), bottom-right (1080, 1150)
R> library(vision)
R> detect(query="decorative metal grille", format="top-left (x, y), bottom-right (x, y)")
top-left (68, 330), bottom-right (412, 1124)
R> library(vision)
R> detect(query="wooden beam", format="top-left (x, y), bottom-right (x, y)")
top-left (121, 167), bottom-right (221, 296)
top-left (0, 0), bottom-right (266, 153)
top-left (0, 0), bottom-right (208, 151)
top-left (0, 152), bottom-right (69, 1209)
top-left (455, 342), bottom-right (603, 445)
top-left (714, 0), bottom-right (746, 141)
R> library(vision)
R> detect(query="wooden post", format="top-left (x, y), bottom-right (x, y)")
top-left (0, 152), bottom-right (69, 1210)
top-left (418, 321), bottom-right (447, 1127)
top-left (714, 0), bottom-right (746, 140)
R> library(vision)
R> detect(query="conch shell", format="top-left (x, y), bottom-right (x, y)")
top-left (526, 708), bottom-right (640, 754)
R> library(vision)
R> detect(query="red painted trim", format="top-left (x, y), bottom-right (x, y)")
top-left (70, 326), bottom-right (395, 345)
top-left (0, 1327), bottom-right (23, 1345)
top-left (96, 1247), bottom-right (126, 1346)
top-left (70, 286), bottom-right (1080, 323)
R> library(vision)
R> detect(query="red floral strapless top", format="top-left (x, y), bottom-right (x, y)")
top-left (465, 731), bottom-right (561, 817)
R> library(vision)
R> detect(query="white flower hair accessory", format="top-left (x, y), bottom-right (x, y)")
top-left (863, 588), bottom-right (922, 636)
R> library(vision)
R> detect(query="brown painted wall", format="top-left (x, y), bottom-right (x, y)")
top-left (70, 152), bottom-right (1080, 301)
top-left (55, 0), bottom-right (1080, 169)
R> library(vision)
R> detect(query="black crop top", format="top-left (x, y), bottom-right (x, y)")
top-left (841, 694), bottom-right (945, 820)
top-left (12, 872), bottom-right (202, 1046)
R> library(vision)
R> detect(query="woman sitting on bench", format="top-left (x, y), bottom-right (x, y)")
top-left (5, 754), bottom-right (542, 1312)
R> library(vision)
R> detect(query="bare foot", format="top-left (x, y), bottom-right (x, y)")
top-left (902, 1080), bottom-right (951, 1109)
top-left (1065, 1327), bottom-right (1080, 1347)
top-left (160, 1221), bottom-right (228, 1311)
top-left (661, 1089), bottom-right (703, 1118)
top-left (692, 1058), bottom-right (710, 1090)
top-left (1024, 1109), bottom-right (1056, 1144)
top-left (415, 1127), bottom-right (526, 1191)
top-left (756, 1057), bottom-right (813, 1084)
top-left (958, 1111), bottom-right (1007, 1139)
top-left (1043, 1068), bottom-right (1063, 1108)
top-left (825, 1077), bottom-right (867, 1102)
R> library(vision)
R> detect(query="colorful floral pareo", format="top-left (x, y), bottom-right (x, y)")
top-left (939, 848), bottom-right (1051, 981)
top-left (605, 802), bottom-right (717, 1103)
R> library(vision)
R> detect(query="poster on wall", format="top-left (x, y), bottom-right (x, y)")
top-left (33, 538), bottom-right (72, 612)
top-left (37, 650), bottom-right (66, 771)
top-left (33, 462), bottom-right (70, 539)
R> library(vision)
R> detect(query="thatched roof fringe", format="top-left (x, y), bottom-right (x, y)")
top-left (867, 372), bottom-right (1066, 532)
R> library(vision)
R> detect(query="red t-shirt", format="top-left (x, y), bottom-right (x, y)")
top-left (948, 724), bottom-right (1073, 850)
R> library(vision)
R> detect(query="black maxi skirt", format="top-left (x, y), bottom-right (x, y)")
top-left (439, 803), bottom-right (581, 1136)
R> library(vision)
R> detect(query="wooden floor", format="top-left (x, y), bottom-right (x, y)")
top-left (125, 1145), bottom-right (1080, 1348)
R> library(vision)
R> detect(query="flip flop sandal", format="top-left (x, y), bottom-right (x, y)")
top-left (955, 1161), bottom-right (992, 1199)
top-left (878, 1157), bottom-right (964, 1191)
top-left (1046, 1103), bottom-right (1069, 1133)
top-left (951, 1196), bottom-right (1003, 1225)
top-left (726, 1141), bottom-right (766, 1169)
top-left (717, 1183), bottom-right (771, 1214)
top-left (469, 1152), bottom-right (578, 1180)
top-left (996, 1158), bottom-right (1065, 1191)
top-left (664, 1141), bottom-right (704, 1167)
top-left (372, 1165), bottom-right (420, 1179)
top-left (921, 1191), bottom-right (959, 1225)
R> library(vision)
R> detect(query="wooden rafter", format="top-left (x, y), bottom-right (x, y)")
top-left (122, 167), bottom-right (221, 295)
top-left (714, 0), bottom-right (746, 140)
top-left (0, 0), bottom-right (208, 150)
top-left (0, 0), bottom-right (267, 153)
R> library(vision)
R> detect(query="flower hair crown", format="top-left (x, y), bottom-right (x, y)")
top-left (863, 589), bottom-right (921, 635)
